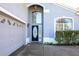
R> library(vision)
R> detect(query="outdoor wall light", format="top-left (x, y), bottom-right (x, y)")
top-left (27, 23), bottom-right (29, 27)
top-left (75, 11), bottom-right (79, 16)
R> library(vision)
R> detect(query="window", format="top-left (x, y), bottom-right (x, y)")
top-left (56, 17), bottom-right (73, 31)
top-left (32, 12), bottom-right (42, 24)
top-left (63, 18), bottom-right (73, 30)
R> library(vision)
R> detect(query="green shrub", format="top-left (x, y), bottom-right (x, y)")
top-left (55, 30), bottom-right (79, 44)
top-left (55, 31), bottom-right (63, 44)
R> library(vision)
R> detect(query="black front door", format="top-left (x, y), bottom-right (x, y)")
top-left (32, 25), bottom-right (38, 41)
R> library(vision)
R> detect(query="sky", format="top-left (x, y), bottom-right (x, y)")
top-left (0, 0), bottom-right (79, 9)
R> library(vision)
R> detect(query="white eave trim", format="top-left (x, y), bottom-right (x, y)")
top-left (0, 7), bottom-right (26, 24)
top-left (54, 3), bottom-right (76, 13)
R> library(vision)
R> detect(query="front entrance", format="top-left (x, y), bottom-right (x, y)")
top-left (32, 25), bottom-right (38, 41)
top-left (28, 5), bottom-right (43, 43)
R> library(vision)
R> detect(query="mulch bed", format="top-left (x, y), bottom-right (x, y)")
top-left (44, 43), bottom-right (79, 46)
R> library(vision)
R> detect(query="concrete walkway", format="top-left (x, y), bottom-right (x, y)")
top-left (16, 43), bottom-right (43, 56)
top-left (13, 43), bottom-right (79, 56)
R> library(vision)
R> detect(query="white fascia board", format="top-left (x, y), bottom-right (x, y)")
top-left (0, 7), bottom-right (26, 24)
top-left (54, 3), bottom-right (76, 13)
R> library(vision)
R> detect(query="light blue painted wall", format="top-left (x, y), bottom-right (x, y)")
top-left (24, 3), bottom-right (79, 43)
top-left (30, 3), bottom-right (79, 43)
top-left (40, 3), bottom-right (79, 38)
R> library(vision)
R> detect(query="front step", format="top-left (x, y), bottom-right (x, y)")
top-left (30, 42), bottom-right (43, 45)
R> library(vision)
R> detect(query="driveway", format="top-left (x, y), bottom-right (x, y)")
top-left (12, 43), bottom-right (79, 56)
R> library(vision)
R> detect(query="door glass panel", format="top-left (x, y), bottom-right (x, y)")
top-left (39, 25), bottom-right (42, 41)
top-left (33, 26), bottom-right (38, 38)
top-left (32, 25), bottom-right (38, 41)
top-left (32, 12), bottom-right (42, 24)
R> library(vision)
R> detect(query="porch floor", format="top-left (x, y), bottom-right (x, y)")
top-left (11, 42), bottom-right (79, 56)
